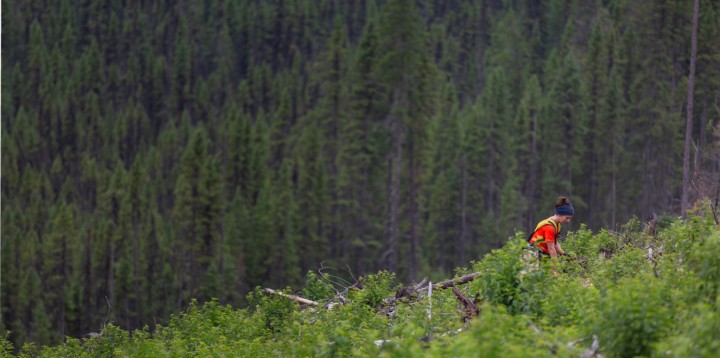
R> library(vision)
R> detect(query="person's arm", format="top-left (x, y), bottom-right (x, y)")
top-left (555, 241), bottom-right (565, 256)
top-left (546, 241), bottom-right (559, 276)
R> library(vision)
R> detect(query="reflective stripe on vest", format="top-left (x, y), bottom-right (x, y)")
top-left (527, 217), bottom-right (561, 244)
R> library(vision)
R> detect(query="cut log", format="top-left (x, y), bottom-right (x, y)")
top-left (262, 288), bottom-right (319, 306)
top-left (429, 272), bottom-right (481, 291)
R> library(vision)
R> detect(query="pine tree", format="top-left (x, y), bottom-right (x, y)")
top-left (245, 177), bottom-right (274, 288)
top-left (171, 15), bottom-right (193, 115)
top-left (460, 100), bottom-right (489, 259)
top-left (514, 75), bottom-right (543, 230)
top-left (41, 202), bottom-right (76, 343)
top-left (172, 124), bottom-right (223, 302)
top-left (540, 52), bottom-right (587, 214)
top-left (222, 192), bottom-right (248, 299)
top-left (424, 80), bottom-right (462, 273)
top-left (598, 68), bottom-right (627, 229)
top-left (294, 124), bottom-right (330, 273)
top-left (694, 0), bottom-right (720, 194)
top-left (582, 21), bottom-right (609, 229)
top-left (336, 17), bottom-right (387, 273)
top-left (484, 9), bottom-right (531, 109)
top-left (624, 1), bottom-right (685, 218)
top-left (375, 0), bottom-right (430, 276)
top-left (480, 67), bottom-right (516, 245)
top-left (269, 159), bottom-right (302, 286)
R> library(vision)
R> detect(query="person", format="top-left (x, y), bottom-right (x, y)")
top-left (528, 196), bottom-right (574, 276)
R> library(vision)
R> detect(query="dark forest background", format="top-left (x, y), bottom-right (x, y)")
top-left (2, 0), bottom-right (719, 348)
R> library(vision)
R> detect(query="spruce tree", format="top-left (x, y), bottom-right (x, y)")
top-left (582, 22), bottom-right (608, 229)
top-left (172, 124), bottom-right (223, 302)
top-left (424, 80), bottom-right (462, 272)
top-left (514, 75), bottom-right (543, 230)
top-left (540, 52), bottom-right (587, 215)
top-left (375, 0), bottom-right (430, 276)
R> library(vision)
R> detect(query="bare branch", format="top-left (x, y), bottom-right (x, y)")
top-left (262, 288), bottom-right (319, 306)
top-left (426, 272), bottom-right (481, 291)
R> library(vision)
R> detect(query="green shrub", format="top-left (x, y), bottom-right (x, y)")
top-left (301, 271), bottom-right (337, 301)
top-left (586, 275), bottom-right (672, 357)
top-left (250, 290), bottom-right (296, 334)
top-left (656, 298), bottom-right (720, 357)
top-left (541, 277), bottom-right (600, 327)
top-left (513, 261), bottom-right (552, 317)
top-left (350, 271), bottom-right (396, 308)
top-left (562, 226), bottom-right (609, 260)
top-left (472, 235), bottom-right (525, 310)
top-left (0, 332), bottom-right (13, 357)
top-left (687, 229), bottom-right (720, 301)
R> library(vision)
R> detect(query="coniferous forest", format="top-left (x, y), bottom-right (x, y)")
top-left (2, 0), bottom-right (720, 352)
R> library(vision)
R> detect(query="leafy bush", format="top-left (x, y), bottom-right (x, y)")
top-left (246, 288), bottom-right (297, 334)
top-left (472, 234), bottom-right (525, 310)
top-left (541, 277), bottom-right (599, 327)
top-left (586, 275), bottom-right (672, 357)
top-left (686, 229), bottom-right (720, 301)
top-left (301, 271), bottom-right (336, 301)
top-left (657, 299), bottom-right (720, 358)
top-left (350, 270), bottom-right (396, 308)
top-left (0, 332), bottom-right (14, 357)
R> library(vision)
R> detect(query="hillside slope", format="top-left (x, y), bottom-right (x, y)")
top-left (4, 210), bottom-right (719, 357)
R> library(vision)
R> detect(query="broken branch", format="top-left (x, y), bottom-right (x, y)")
top-left (428, 272), bottom-right (481, 291)
top-left (262, 288), bottom-right (319, 306)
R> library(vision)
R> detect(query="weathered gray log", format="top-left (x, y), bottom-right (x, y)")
top-left (262, 288), bottom-right (319, 306)
top-left (428, 272), bottom-right (481, 291)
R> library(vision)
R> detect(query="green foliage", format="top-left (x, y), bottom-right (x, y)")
top-left (301, 271), bottom-right (336, 301)
top-left (586, 275), bottom-right (673, 357)
top-left (4, 0), bottom-right (719, 351)
top-left (658, 299), bottom-right (720, 358)
top-left (351, 271), bottom-right (396, 308)
top-left (246, 289), bottom-right (297, 333)
top-left (7, 218), bottom-right (720, 356)
top-left (683, 213), bottom-right (720, 302)
top-left (0, 332), bottom-right (13, 357)
top-left (472, 234), bottom-right (526, 309)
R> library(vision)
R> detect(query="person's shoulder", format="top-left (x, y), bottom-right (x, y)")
top-left (538, 223), bottom-right (558, 238)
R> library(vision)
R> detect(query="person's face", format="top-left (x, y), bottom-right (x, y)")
top-left (558, 215), bottom-right (573, 224)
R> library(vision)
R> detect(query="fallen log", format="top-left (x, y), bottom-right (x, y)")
top-left (262, 288), bottom-right (319, 306)
top-left (451, 287), bottom-right (479, 321)
top-left (264, 272), bottom-right (482, 308)
top-left (427, 272), bottom-right (481, 291)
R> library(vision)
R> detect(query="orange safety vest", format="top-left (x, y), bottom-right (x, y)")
top-left (527, 217), bottom-right (561, 253)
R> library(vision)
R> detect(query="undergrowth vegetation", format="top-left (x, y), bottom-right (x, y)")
top-left (3, 208), bottom-right (720, 357)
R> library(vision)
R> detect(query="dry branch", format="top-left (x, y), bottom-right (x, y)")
top-left (264, 272), bottom-right (482, 310)
top-left (579, 335), bottom-right (600, 358)
top-left (429, 272), bottom-right (481, 290)
top-left (451, 287), bottom-right (479, 321)
top-left (262, 288), bottom-right (319, 306)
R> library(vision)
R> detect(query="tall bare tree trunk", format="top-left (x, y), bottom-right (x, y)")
top-left (408, 137), bottom-right (419, 281)
top-left (528, 108), bottom-right (538, 229)
top-left (385, 84), bottom-right (405, 273)
top-left (459, 154), bottom-right (468, 264)
top-left (132, 210), bottom-right (140, 330)
top-left (385, 118), bottom-right (403, 274)
top-left (611, 165), bottom-right (617, 229)
top-left (682, 0), bottom-right (699, 217)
